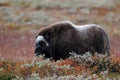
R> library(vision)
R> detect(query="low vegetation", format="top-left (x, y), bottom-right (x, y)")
top-left (0, 53), bottom-right (120, 80)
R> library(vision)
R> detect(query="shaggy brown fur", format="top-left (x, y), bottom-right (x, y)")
top-left (35, 21), bottom-right (110, 60)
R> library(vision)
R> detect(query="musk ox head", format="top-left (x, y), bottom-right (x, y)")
top-left (35, 36), bottom-right (50, 57)
top-left (35, 30), bottom-right (51, 58)
top-left (35, 21), bottom-right (110, 60)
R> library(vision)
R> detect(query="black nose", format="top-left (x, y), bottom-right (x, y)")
top-left (35, 47), bottom-right (41, 56)
top-left (35, 48), bottom-right (38, 54)
top-left (35, 46), bottom-right (41, 53)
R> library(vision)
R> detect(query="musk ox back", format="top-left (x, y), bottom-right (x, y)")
top-left (35, 21), bottom-right (110, 60)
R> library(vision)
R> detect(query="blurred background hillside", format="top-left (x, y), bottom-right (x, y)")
top-left (0, 0), bottom-right (120, 61)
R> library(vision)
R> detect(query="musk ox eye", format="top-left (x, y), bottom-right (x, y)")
top-left (38, 41), bottom-right (46, 47)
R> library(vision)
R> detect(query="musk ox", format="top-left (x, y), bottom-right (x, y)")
top-left (35, 21), bottom-right (110, 60)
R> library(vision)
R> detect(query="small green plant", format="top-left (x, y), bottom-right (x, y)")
top-left (0, 73), bottom-right (15, 80)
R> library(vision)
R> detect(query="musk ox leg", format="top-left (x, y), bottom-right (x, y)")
top-left (49, 41), bottom-right (61, 61)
